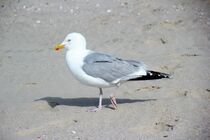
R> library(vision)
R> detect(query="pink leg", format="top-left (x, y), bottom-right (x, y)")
top-left (87, 88), bottom-right (103, 112)
top-left (110, 94), bottom-right (117, 110)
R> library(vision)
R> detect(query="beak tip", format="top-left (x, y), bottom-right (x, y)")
top-left (54, 44), bottom-right (64, 51)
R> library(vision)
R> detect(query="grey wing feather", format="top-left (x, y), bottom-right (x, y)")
top-left (124, 60), bottom-right (146, 69)
top-left (82, 52), bottom-right (144, 83)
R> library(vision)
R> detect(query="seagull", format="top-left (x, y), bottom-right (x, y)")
top-left (54, 32), bottom-right (170, 111)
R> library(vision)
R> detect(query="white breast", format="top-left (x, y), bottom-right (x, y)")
top-left (65, 50), bottom-right (112, 88)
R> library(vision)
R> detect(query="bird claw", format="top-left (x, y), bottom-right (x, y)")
top-left (87, 106), bottom-right (102, 112)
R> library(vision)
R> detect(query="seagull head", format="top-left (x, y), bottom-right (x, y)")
top-left (54, 32), bottom-right (86, 51)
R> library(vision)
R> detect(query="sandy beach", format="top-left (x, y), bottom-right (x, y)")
top-left (0, 0), bottom-right (210, 139)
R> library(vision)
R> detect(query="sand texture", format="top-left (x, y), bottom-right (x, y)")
top-left (0, 0), bottom-right (210, 139)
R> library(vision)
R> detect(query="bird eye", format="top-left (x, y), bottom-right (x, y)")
top-left (67, 39), bottom-right (71, 42)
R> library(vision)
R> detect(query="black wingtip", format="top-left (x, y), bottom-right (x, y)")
top-left (128, 70), bottom-right (171, 81)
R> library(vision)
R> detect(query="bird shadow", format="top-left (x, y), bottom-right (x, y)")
top-left (34, 97), bottom-right (156, 108)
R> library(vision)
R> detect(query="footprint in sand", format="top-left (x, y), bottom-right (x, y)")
top-left (135, 86), bottom-right (161, 92)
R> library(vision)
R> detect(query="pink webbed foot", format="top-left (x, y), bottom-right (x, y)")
top-left (87, 106), bottom-right (102, 112)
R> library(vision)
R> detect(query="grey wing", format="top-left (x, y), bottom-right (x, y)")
top-left (82, 52), bottom-right (144, 83)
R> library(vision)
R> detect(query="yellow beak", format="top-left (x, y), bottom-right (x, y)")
top-left (54, 44), bottom-right (64, 51)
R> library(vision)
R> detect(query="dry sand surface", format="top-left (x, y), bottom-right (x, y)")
top-left (0, 0), bottom-right (210, 140)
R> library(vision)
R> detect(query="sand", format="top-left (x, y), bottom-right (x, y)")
top-left (0, 0), bottom-right (210, 139)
